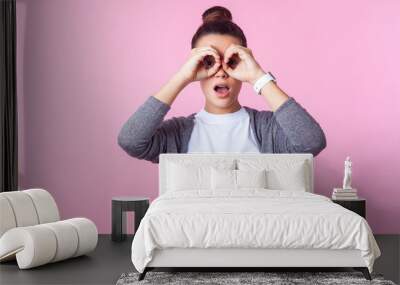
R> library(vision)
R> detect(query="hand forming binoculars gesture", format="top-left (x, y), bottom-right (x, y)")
top-left (177, 44), bottom-right (266, 85)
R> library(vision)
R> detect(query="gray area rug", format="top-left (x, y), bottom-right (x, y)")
top-left (116, 271), bottom-right (396, 285)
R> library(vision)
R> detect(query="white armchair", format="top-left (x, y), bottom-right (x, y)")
top-left (0, 188), bottom-right (98, 269)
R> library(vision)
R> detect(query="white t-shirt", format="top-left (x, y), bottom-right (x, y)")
top-left (187, 106), bottom-right (260, 153)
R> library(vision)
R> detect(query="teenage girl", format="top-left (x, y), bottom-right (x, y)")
top-left (118, 6), bottom-right (327, 164)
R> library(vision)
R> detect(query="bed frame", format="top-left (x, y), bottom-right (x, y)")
top-left (138, 153), bottom-right (372, 281)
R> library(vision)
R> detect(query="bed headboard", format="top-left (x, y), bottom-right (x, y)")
top-left (159, 153), bottom-right (314, 195)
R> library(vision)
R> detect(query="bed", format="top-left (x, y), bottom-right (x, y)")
top-left (130, 153), bottom-right (381, 281)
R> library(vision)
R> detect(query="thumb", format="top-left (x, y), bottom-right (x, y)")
top-left (222, 60), bottom-right (232, 74)
top-left (207, 61), bottom-right (221, 76)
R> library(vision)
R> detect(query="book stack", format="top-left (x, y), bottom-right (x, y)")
top-left (332, 188), bottom-right (358, 200)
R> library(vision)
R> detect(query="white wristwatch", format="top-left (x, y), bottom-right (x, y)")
top-left (253, 71), bottom-right (276, 95)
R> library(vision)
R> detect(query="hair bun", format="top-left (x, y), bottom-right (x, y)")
top-left (202, 6), bottom-right (232, 23)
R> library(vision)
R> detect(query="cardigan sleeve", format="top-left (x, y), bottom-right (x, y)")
top-left (117, 95), bottom-right (179, 164)
top-left (271, 96), bottom-right (327, 157)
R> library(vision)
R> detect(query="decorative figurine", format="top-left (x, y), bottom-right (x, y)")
top-left (342, 156), bottom-right (352, 190)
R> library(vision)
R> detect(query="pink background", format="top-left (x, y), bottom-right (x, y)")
top-left (16, 0), bottom-right (400, 234)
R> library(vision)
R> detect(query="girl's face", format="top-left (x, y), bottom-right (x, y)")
top-left (195, 34), bottom-right (243, 114)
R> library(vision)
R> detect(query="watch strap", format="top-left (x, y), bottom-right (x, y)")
top-left (253, 72), bottom-right (276, 95)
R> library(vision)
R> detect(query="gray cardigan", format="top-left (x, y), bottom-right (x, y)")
top-left (118, 95), bottom-right (327, 164)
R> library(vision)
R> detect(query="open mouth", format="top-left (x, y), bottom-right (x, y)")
top-left (213, 84), bottom-right (231, 98)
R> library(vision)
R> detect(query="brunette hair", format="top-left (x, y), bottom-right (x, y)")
top-left (191, 6), bottom-right (247, 49)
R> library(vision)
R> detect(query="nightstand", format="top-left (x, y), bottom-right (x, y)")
top-left (332, 198), bottom-right (366, 218)
top-left (111, 197), bottom-right (149, 242)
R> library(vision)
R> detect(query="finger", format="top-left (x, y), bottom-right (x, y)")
top-left (224, 45), bottom-right (249, 62)
top-left (195, 46), bottom-right (220, 56)
top-left (197, 50), bottom-right (221, 67)
top-left (207, 61), bottom-right (221, 76)
top-left (223, 44), bottom-right (239, 62)
top-left (207, 49), bottom-right (221, 61)
top-left (191, 47), bottom-right (219, 58)
top-left (195, 49), bottom-right (220, 61)
top-left (221, 60), bottom-right (232, 73)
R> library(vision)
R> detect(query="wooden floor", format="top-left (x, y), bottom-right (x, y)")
top-left (0, 234), bottom-right (399, 285)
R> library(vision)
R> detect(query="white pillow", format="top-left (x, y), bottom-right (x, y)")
top-left (211, 168), bottom-right (236, 190)
top-left (211, 167), bottom-right (268, 190)
top-left (237, 159), bottom-right (309, 191)
top-left (236, 169), bottom-right (267, 188)
top-left (167, 160), bottom-right (235, 191)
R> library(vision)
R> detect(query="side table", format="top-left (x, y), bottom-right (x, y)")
top-left (332, 197), bottom-right (366, 218)
top-left (112, 196), bottom-right (149, 242)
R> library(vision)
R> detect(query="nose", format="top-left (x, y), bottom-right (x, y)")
top-left (215, 63), bottom-right (228, 77)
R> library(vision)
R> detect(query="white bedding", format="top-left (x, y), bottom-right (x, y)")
top-left (131, 189), bottom-right (381, 273)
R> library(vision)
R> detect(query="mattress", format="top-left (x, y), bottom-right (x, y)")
top-left (131, 189), bottom-right (381, 273)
